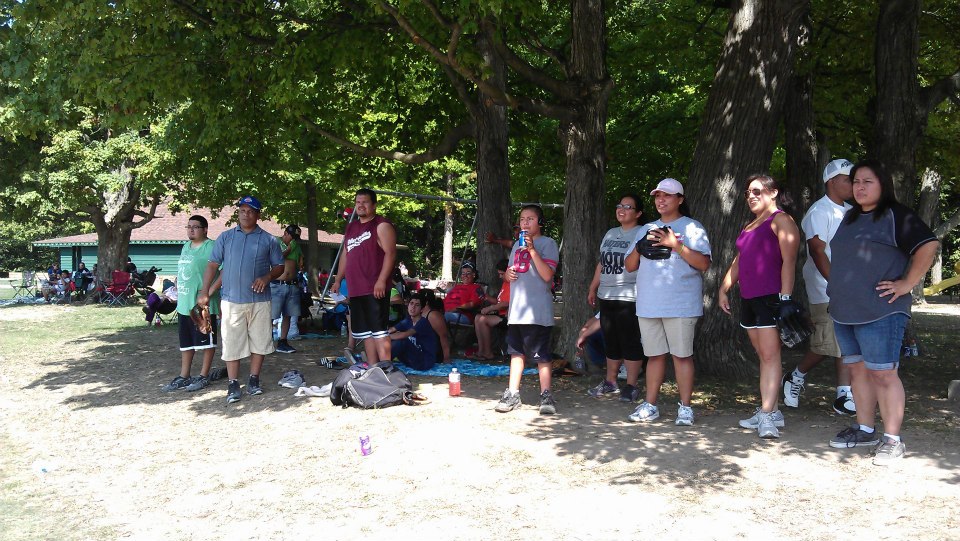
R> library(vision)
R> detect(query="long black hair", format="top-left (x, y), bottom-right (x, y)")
top-left (844, 159), bottom-right (898, 224)
top-left (619, 194), bottom-right (644, 225)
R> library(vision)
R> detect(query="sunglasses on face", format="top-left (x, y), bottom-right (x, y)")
top-left (615, 204), bottom-right (637, 210)
top-left (743, 188), bottom-right (765, 198)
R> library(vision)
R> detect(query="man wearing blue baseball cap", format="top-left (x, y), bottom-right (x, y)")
top-left (198, 195), bottom-right (284, 404)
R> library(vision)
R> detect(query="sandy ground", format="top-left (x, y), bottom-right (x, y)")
top-left (1, 301), bottom-right (958, 541)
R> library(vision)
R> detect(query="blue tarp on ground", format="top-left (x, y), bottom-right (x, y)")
top-left (332, 357), bottom-right (537, 377)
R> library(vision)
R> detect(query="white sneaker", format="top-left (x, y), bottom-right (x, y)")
top-left (833, 390), bottom-right (856, 415)
top-left (757, 411), bottom-right (781, 439)
top-left (628, 401), bottom-right (660, 422)
top-left (781, 371), bottom-right (805, 408)
top-left (676, 403), bottom-right (694, 426)
top-left (739, 407), bottom-right (785, 429)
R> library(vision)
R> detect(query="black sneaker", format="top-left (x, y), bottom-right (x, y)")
top-left (247, 375), bottom-right (263, 396)
top-left (275, 340), bottom-right (296, 354)
top-left (829, 426), bottom-right (879, 448)
top-left (619, 384), bottom-right (641, 403)
top-left (539, 390), bottom-right (557, 415)
top-left (162, 376), bottom-right (190, 392)
top-left (494, 389), bottom-right (521, 413)
top-left (208, 367), bottom-right (228, 382)
top-left (226, 380), bottom-right (242, 404)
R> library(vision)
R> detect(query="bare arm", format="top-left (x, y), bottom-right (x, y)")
top-left (624, 240), bottom-right (641, 272)
top-left (587, 263), bottom-right (600, 306)
top-left (374, 222), bottom-right (397, 298)
top-left (196, 261), bottom-right (220, 307)
top-left (807, 236), bottom-right (831, 280)
top-left (772, 213), bottom-right (801, 296)
top-left (524, 242), bottom-right (555, 284)
top-left (718, 255), bottom-right (740, 314)
top-left (877, 240), bottom-right (939, 303)
top-left (575, 316), bottom-right (601, 350)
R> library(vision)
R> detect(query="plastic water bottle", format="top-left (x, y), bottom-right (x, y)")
top-left (448, 368), bottom-right (461, 397)
top-left (340, 321), bottom-right (347, 337)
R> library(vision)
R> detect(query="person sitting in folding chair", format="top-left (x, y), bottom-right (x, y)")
top-left (443, 263), bottom-right (485, 325)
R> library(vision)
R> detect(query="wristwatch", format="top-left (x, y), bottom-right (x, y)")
top-left (779, 293), bottom-right (791, 301)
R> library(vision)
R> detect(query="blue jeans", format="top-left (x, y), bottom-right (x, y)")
top-left (834, 313), bottom-right (909, 371)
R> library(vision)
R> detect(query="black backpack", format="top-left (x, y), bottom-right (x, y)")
top-left (330, 362), bottom-right (413, 409)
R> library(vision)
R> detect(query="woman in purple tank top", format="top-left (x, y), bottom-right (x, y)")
top-left (719, 175), bottom-right (800, 440)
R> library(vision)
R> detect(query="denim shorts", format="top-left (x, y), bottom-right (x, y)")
top-left (833, 313), bottom-right (909, 371)
top-left (270, 283), bottom-right (301, 319)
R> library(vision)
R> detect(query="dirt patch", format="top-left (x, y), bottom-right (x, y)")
top-left (1, 303), bottom-right (958, 540)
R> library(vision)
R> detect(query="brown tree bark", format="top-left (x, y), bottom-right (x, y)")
top-left (685, 0), bottom-right (809, 378)
top-left (870, 0), bottom-right (923, 202)
top-left (473, 33), bottom-right (514, 290)
top-left (88, 164), bottom-right (159, 282)
top-left (554, 0), bottom-right (615, 365)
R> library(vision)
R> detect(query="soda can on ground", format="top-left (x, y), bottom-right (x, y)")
top-left (359, 435), bottom-right (372, 456)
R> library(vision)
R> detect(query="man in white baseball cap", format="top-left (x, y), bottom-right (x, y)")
top-left (782, 158), bottom-right (857, 416)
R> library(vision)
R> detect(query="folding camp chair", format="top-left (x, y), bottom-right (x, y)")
top-left (9, 271), bottom-right (37, 301)
top-left (102, 271), bottom-right (135, 306)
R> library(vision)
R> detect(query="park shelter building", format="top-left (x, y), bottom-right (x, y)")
top-left (32, 203), bottom-right (345, 274)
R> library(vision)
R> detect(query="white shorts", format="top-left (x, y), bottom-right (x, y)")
top-left (220, 300), bottom-right (275, 362)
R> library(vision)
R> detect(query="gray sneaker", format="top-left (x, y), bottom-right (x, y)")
top-left (226, 380), bottom-right (242, 404)
top-left (539, 390), bottom-right (557, 415)
top-left (587, 380), bottom-right (620, 398)
top-left (739, 407), bottom-right (785, 429)
top-left (247, 375), bottom-right (263, 396)
top-left (495, 389), bottom-right (522, 413)
top-left (757, 411), bottom-right (780, 439)
top-left (627, 401), bottom-right (660, 422)
top-left (162, 376), bottom-right (190, 392)
top-left (184, 375), bottom-right (209, 392)
top-left (829, 426), bottom-right (879, 448)
top-left (872, 437), bottom-right (905, 465)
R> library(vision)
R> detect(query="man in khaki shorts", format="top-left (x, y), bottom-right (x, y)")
top-left (782, 159), bottom-right (856, 414)
top-left (198, 195), bottom-right (284, 404)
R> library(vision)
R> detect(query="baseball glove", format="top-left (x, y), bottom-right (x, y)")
top-left (775, 299), bottom-right (813, 349)
top-left (636, 228), bottom-right (672, 260)
top-left (190, 304), bottom-right (212, 335)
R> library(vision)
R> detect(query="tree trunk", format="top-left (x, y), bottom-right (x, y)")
top-left (913, 167), bottom-right (941, 302)
top-left (305, 176), bottom-right (321, 296)
top-left (870, 0), bottom-right (923, 203)
top-left (685, 0), bottom-right (808, 378)
top-left (473, 33), bottom-right (513, 290)
top-left (782, 12), bottom-right (819, 216)
top-left (555, 0), bottom-right (613, 364)
top-left (91, 175), bottom-right (140, 282)
top-left (442, 174), bottom-right (454, 282)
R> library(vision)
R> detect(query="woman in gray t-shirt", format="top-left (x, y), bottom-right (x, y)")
top-left (586, 194), bottom-right (646, 402)
top-left (625, 178), bottom-right (711, 426)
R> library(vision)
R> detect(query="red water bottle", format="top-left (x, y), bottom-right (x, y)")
top-left (448, 368), bottom-right (461, 397)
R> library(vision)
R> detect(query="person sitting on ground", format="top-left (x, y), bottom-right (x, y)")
top-left (125, 257), bottom-right (138, 274)
top-left (575, 313), bottom-right (607, 372)
top-left (421, 290), bottom-right (452, 364)
top-left (442, 264), bottom-right (485, 325)
top-left (389, 294), bottom-right (445, 371)
top-left (474, 259), bottom-right (511, 360)
top-left (46, 261), bottom-right (61, 282)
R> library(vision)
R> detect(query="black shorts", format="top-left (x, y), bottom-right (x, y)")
top-left (350, 294), bottom-right (391, 339)
top-left (740, 294), bottom-right (779, 329)
top-left (178, 313), bottom-right (219, 351)
top-left (598, 298), bottom-right (644, 361)
top-left (506, 324), bottom-right (553, 363)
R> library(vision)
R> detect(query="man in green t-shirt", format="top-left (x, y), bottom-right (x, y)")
top-left (162, 215), bottom-right (223, 392)
top-left (271, 225), bottom-right (303, 354)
